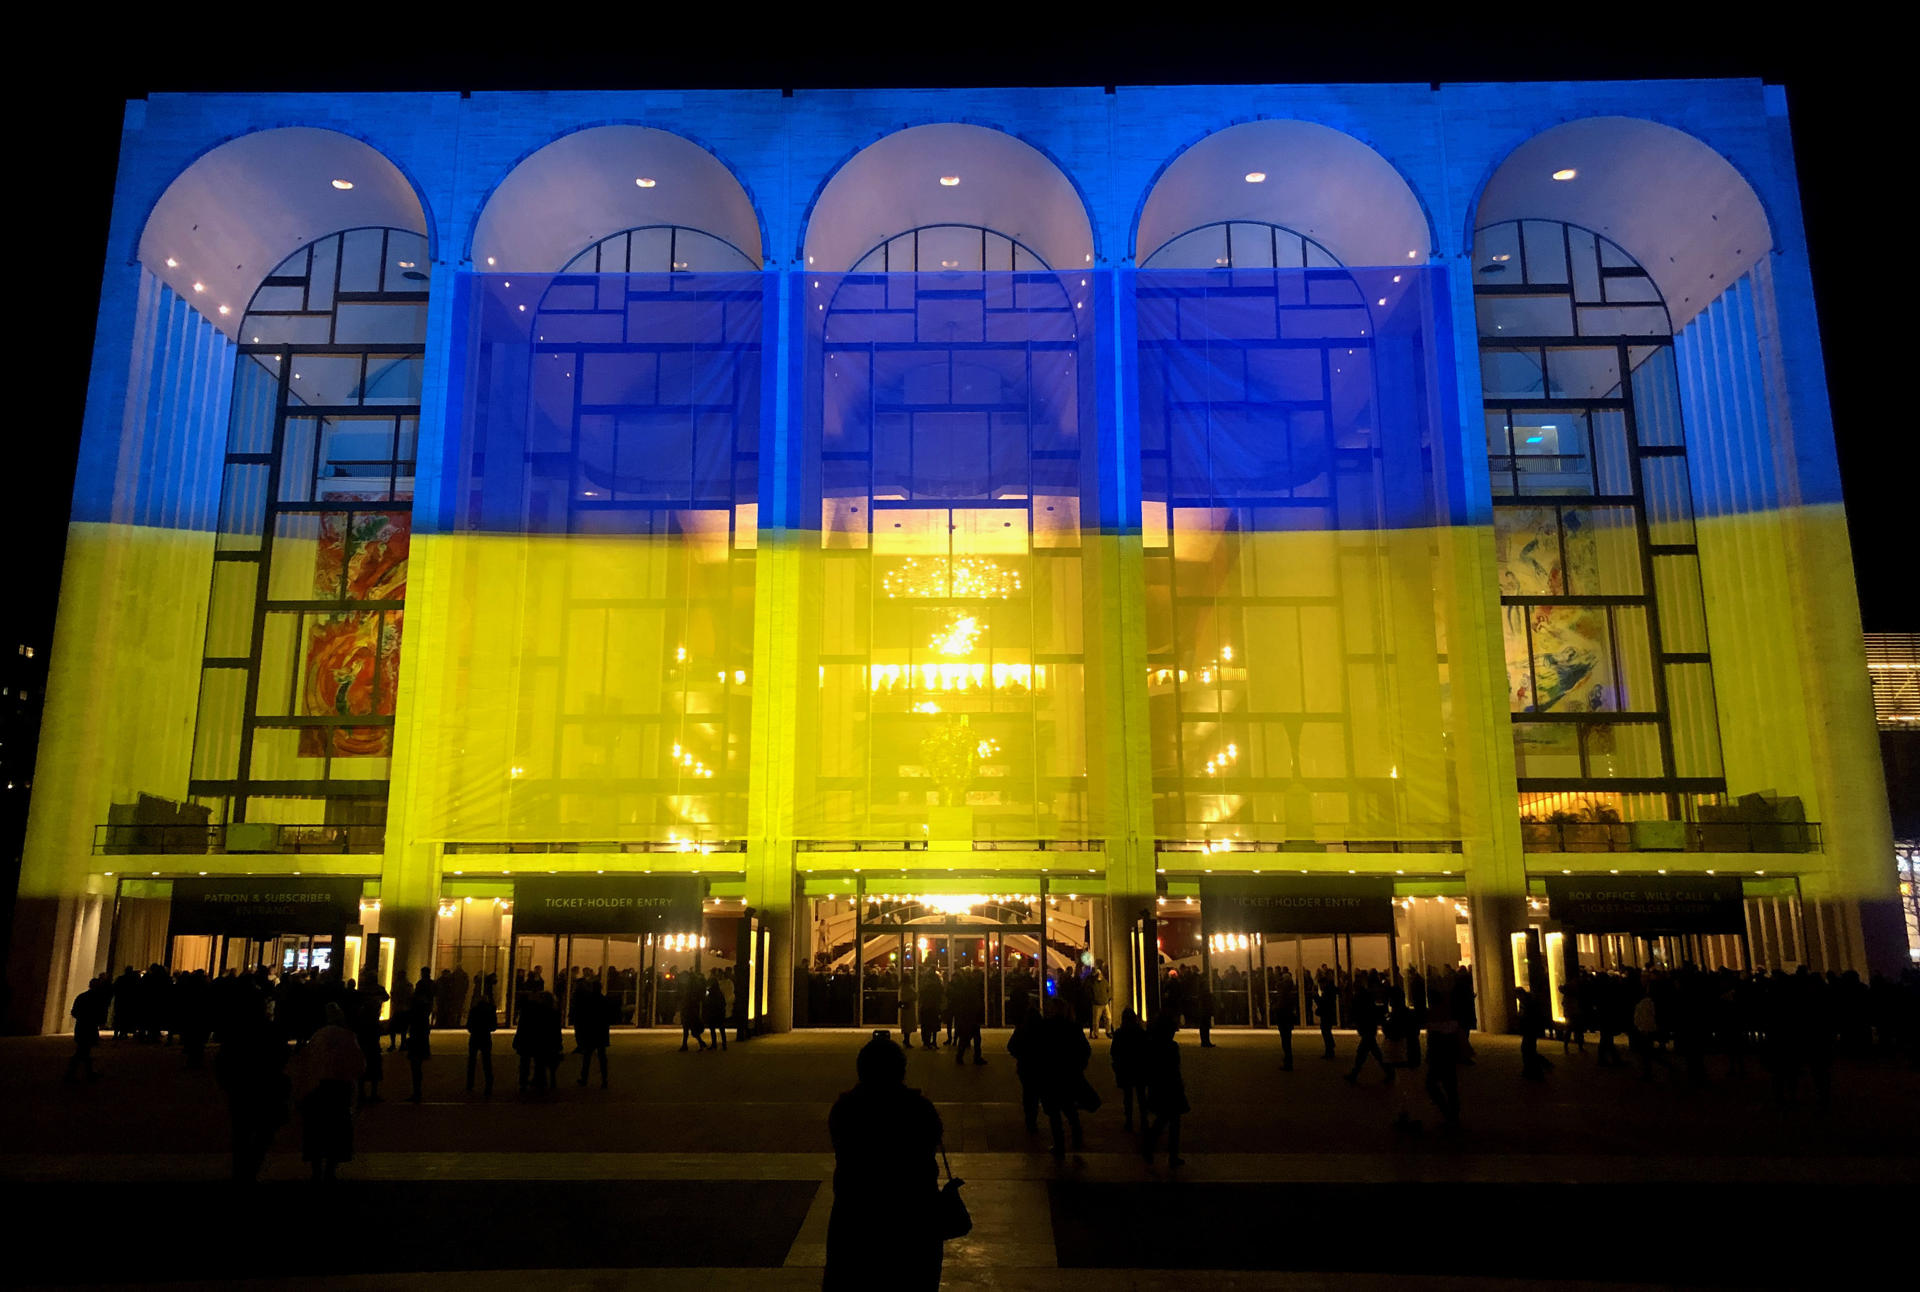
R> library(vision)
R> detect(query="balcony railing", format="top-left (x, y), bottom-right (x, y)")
top-left (1519, 820), bottom-right (1822, 854)
top-left (94, 823), bottom-right (386, 856)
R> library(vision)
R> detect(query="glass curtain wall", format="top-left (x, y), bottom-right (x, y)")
top-left (1135, 241), bottom-right (1462, 844)
top-left (421, 268), bottom-right (763, 843)
top-left (793, 231), bottom-right (1115, 843)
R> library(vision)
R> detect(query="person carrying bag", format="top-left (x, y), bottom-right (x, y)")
top-left (936, 1141), bottom-right (971, 1240)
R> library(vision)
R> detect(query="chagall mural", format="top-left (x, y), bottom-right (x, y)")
top-left (300, 503), bottom-right (408, 757)
top-left (1498, 505), bottom-right (1611, 731)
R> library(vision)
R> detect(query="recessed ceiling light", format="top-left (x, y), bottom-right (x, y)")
top-left (1244, 171), bottom-right (1267, 183)
top-left (939, 175), bottom-right (961, 186)
top-left (1377, 297), bottom-right (1387, 306)
top-left (331, 178), bottom-right (354, 190)
top-left (397, 260), bottom-right (415, 268)
top-left (218, 305), bottom-right (230, 315)
top-left (165, 257), bottom-right (178, 268)
top-left (1407, 250), bottom-right (1418, 259)
top-left (486, 256), bottom-right (496, 266)
top-left (1552, 168), bottom-right (1578, 181)
top-left (191, 282), bottom-right (205, 293)
top-left (1491, 253), bottom-right (1512, 262)
top-left (635, 177), bottom-right (656, 188)
top-left (939, 259), bottom-right (959, 268)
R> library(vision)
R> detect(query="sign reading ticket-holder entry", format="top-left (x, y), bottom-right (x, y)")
top-left (1545, 874), bottom-right (1745, 934)
top-left (510, 875), bottom-right (706, 936)
top-left (167, 876), bottom-right (366, 938)
top-left (1200, 875), bottom-right (1397, 936)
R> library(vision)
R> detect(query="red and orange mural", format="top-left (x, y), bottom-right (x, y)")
top-left (300, 504), bottom-right (409, 757)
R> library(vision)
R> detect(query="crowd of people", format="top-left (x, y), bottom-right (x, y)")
top-left (58, 947), bottom-right (1920, 1196)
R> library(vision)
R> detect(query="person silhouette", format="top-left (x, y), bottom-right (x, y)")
top-left (1141, 1012), bottom-right (1188, 1167)
top-left (1344, 973), bottom-right (1394, 1084)
top-left (679, 970), bottom-right (706, 1052)
top-left (215, 995), bottom-right (289, 1184)
top-left (1038, 996), bottom-right (1091, 1158)
top-left (574, 976), bottom-right (611, 1087)
top-left (1110, 1007), bottom-right (1149, 1131)
top-left (402, 983), bottom-right (434, 1102)
top-left (65, 974), bottom-right (110, 1082)
top-left (467, 974), bottom-right (498, 1096)
top-left (1007, 1004), bottom-right (1048, 1134)
top-left (823, 1032), bottom-right (946, 1290)
top-left (702, 970), bottom-right (729, 1051)
top-left (298, 1002), bottom-right (364, 1181)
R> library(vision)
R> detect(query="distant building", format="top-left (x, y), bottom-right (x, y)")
top-left (6, 83), bottom-right (1904, 1033)
top-left (1867, 634), bottom-right (1919, 960)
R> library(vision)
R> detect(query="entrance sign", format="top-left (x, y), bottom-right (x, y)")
top-left (1545, 874), bottom-right (1745, 934)
top-left (1200, 876), bottom-right (1396, 935)
top-left (167, 876), bottom-right (364, 937)
top-left (512, 875), bottom-right (704, 935)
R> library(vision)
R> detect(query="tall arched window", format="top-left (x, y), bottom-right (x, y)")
top-left (847, 224), bottom-right (1050, 272)
top-left (559, 225), bottom-right (757, 273)
top-left (1476, 219), bottom-right (1724, 818)
top-left (799, 219), bottom-right (1098, 843)
top-left (1139, 220), bottom-right (1342, 270)
top-left (190, 228), bottom-right (429, 825)
top-left (1134, 234), bottom-right (1457, 844)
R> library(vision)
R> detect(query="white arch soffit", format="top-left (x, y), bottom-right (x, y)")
top-left (805, 124), bottom-right (1093, 272)
top-left (473, 125), bottom-right (762, 273)
top-left (139, 127), bottom-right (426, 341)
top-left (1137, 120), bottom-right (1429, 269)
top-left (1476, 117), bottom-right (1773, 329)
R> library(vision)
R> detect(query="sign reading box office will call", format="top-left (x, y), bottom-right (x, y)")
top-left (1197, 876), bottom-right (1398, 936)
top-left (166, 876), bottom-right (366, 938)
top-left (509, 875), bottom-right (707, 936)
top-left (1544, 874), bottom-right (1746, 935)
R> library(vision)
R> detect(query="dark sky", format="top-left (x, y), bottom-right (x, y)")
top-left (18, 21), bottom-right (1895, 658)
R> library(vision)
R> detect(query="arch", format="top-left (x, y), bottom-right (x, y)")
top-left (471, 124), bottom-right (764, 273)
top-left (559, 225), bottom-right (759, 274)
top-left (801, 123), bottom-right (1095, 272)
top-left (1135, 119), bottom-right (1431, 269)
top-left (138, 127), bottom-right (431, 339)
top-left (1139, 219), bottom-right (1344, 270)
top-left (1469, 117), bottom-right (1773, 329)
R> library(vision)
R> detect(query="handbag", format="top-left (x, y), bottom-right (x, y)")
top-left (935, 1141), bottom-right (972, 1240)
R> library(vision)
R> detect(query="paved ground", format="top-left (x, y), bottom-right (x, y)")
top-left (3, 1027), bottom-right (1915, 1288)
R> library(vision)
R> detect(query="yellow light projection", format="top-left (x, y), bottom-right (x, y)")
top-left (792, 270), bottom-right (1114, 844)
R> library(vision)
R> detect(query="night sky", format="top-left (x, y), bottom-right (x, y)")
top-left (18, 22), bottom-right (1893, 660)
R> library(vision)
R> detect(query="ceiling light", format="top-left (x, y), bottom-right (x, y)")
top-left (939, 259), bottom-right (959, 268)
top-left (635, 177), bottom-right (656, 188)
top-left (1408, 250), bottom-right (1418, 259)
top-left (218, 305), bottom-right (230, 315)
top-left (939, 175), bottom-right (961, 186)
top-left (397, 260), bottom-right (415, 268)
top-left (486, 256), bottom-right (496, 266)
top-left (331, 179), bottom-right (354, 190)
top-left (1552, 168), bottom-right (1577, 181)
top-left (192, 282), bottom-right (205, 293)
top-left (1491, 253), bottom-right (1512, 262)
top-left (165, 257), bottom-right (177, 268)
top-left (1244, 171), bottom-right (1267, 183)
